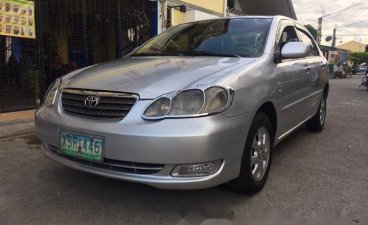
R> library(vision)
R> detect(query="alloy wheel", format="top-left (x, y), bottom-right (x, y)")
top-left (319, 97), bottom-right (326, 125)
top-left (251, 127), bottom-right (270, 181)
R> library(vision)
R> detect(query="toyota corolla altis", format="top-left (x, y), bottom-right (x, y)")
top-left (36, 16), bottom-right (329, 194)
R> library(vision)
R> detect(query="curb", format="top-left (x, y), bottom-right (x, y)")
top-left (0, 119), bottom-right (35, 139)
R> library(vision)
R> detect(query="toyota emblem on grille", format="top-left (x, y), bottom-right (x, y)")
top-left (84, 96), bottom-right (100, 108)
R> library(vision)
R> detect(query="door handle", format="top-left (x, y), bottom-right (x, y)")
top-left (321, 62), bottom-right (327, 70)
top-left (277, 82), bottom-right (283, 93)
top-left (305, 66), bottom-right (311, 73)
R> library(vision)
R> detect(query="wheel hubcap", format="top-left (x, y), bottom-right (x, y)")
top-left (319, 97), bottom-right (326, 125)
top-left (251, 127), bottom-right (270, 181)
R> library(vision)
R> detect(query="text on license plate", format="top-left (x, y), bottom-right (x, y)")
top-left (59, 130), bottom-right (103, 162)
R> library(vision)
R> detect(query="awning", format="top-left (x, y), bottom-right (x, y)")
top-left (230, 0), bottom-right (297, 19)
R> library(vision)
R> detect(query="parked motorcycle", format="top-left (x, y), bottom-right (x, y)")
top-left (333, 62), bottom-right (352, 79)
top-left (360, 72), bottom-right (368, 91)
top-left (352, 64), bottom-right (357, 75)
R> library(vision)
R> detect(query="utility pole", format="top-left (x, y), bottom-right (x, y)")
top-left (317, 17), bottom-right (323, 44)
top-left (317, 10), bottom-right (324, 44)
top-left (332, 25), bottom-right (337, 47)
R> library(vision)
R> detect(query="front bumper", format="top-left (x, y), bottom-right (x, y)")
top-left (35, 98), bottom-right (254, 189)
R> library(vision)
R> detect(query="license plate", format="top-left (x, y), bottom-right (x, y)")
top-left (59, 130), bottom-right (104, 162)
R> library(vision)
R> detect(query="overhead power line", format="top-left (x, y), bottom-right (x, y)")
top-left (337, 20), bottom-right (367, 29)
top-left (333, 33), bottom-right (368, 37)
top-left (323, 1), bottom-right (367, 18)
top-left (315, 1), bottom-right (368, 44)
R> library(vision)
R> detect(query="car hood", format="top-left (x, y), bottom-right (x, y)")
top-left (62, 56), bottom-right (255, 99)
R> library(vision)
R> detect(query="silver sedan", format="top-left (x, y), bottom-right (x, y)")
top-left (36, 16), bottom-right (329, 194)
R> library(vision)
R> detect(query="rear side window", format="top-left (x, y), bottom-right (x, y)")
top-left (296, 29), bottom-right (319, 56)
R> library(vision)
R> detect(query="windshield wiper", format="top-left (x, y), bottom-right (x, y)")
top-left (131, 52), bottom-right (185, 57)
top-left (131, 51), bottom-right (241, 58)
top-left (179, 51), bottom-right (241, 58)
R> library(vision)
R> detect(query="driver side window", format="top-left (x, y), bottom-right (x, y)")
top-left (296, 29), bottom-right (319, 56)
top-left (278, 26), bottom-right (299, 51)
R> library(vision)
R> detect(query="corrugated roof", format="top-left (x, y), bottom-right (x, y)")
top-left (229, 0), bottom-right (296, 19)
top-left (337, 41), bottom-right (368, 53)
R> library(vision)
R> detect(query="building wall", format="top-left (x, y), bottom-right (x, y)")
top-left (180, 0), bottom-right (225, 15)
top-left (171, 7), bottom-right (220, 26)
top-left (171, 8), bottom-right (185, 26)
top-left (185, 9), bottom-right (219, 22)
top-left (168, 0), bottom-right (225, 27)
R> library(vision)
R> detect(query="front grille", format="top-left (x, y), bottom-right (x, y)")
top-left (48, 145), bottom-right (163, 175)
top-left (61, 89), bottom-right (138, 120)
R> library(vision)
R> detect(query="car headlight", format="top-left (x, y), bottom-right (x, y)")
top-left (44, 78), bottom-right (62, 107)
top-left (143, 97), bottom-right (171, 118)
top-left (142, 85), bottom-right (233, 119)
top-left (168, 89), bottom-right (204, 116)
top-left (202, 86), bottom-right (229, 114)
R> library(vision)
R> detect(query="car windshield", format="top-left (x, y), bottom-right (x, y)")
top-left (132, 18), bottom-right (272, 58)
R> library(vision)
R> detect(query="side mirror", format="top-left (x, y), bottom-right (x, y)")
top-left (129, 47), bottom-right (140, 56)
top-left (281, 42), bottom-right (310, 59)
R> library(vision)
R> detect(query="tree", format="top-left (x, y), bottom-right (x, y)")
top-left (349, 52), bottom-right (368, 64)
top-left (304, 24), bottom-right (318, 40)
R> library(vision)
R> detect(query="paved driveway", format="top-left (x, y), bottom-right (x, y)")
top-left (0, 76), bottom-right (367, 225)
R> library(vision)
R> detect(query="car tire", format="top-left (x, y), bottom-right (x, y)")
top-left (227, 112), bottom-right (274, 195)
top-left (306, 94), bottom-right (326, 132)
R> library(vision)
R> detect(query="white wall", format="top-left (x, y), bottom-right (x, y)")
top-left (184, 8), bottom-right (220, 23)
top-left (157, 0), bottom-right (168, 34)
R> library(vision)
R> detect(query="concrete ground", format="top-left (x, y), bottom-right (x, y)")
top-left (0, 110), bottom-right (35, 124)
top-left (0, 110), bottom-right (34, 139)
top-left (0, 76), bottom-right (367, 225)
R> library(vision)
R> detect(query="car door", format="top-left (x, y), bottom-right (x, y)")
top-left (295, 27), bottom-right (326, 117)
top-left (273, 22), bottom-right (311, 137)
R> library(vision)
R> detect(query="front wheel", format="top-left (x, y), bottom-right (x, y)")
top-left (306, 95), bottom-right (326, 132)
top-left (227, 112), bottom-right (273, 195)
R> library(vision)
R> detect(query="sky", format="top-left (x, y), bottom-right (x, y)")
top-left (292, 0), bottom-right (368, 46)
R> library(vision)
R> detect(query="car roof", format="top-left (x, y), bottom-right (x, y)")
top-left (227, 15), bottom-right (290, 20)
top-left (178, 15), bottom-right (296, 26)
top-left (229, 16), bottom-right (306, 30)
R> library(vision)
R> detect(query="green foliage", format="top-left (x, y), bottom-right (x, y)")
top-left (349, 52), bottom-right (368, 64)
top-left (27, 69), bottom-right (40, 97)
top-left (304, 24), bottom-right (318, 40)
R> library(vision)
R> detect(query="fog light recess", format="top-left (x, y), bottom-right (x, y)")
top-left (171, 160), bottom-right (222, 177)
